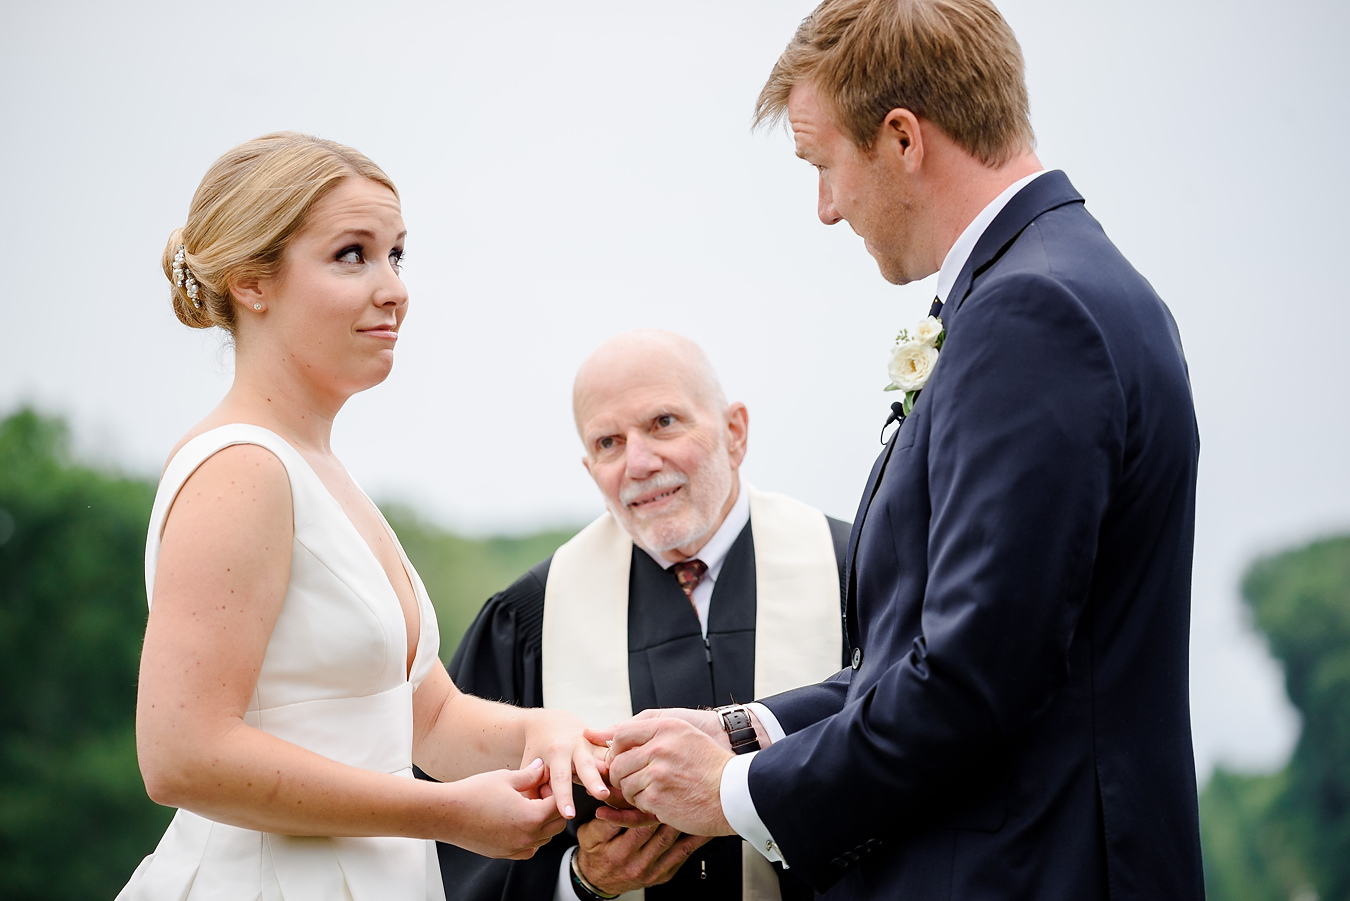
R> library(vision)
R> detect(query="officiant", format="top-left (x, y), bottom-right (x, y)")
top-left (437, 330), bottom-right (849, 901)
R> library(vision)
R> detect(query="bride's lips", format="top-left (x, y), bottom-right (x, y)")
top-left (627, 484), bottom-right (684, 511)
top-left (358, 325), bottom-right (399, 341)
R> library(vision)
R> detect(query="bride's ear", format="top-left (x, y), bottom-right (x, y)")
top-left (230, 277), bottom-right (266, 315)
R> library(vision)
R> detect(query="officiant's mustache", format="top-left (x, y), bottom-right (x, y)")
top-left (619, 471), bottom-right (690, 510)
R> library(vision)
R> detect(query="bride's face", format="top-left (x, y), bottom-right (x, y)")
top-left (249, 178), bottom-right (408, 401)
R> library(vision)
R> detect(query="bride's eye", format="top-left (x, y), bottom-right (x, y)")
top-left (337, 245), bottom-right (364, 264)
top-left (390, 248), bottom-right (405, 272)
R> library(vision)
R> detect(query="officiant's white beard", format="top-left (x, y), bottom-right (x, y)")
top-left (613, 447), bottom-right (734, 556)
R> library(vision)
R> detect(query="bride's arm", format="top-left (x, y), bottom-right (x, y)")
top-left (136, 445), bottom-right (563, 857)
top-left (410, 665), bottom-right (611, 817)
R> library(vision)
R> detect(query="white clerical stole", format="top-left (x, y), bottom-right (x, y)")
top-left (542, 486), bottom-right (842, 901)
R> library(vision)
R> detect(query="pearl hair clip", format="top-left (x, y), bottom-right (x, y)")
top-left (172, 244), bottom-right (201, 308)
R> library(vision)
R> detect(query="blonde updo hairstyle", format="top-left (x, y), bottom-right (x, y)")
top-left (163, 132), bottom-right (398, 334)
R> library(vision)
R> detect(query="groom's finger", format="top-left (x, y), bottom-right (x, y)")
top-left (605, 718), bottom-right (665, 764)
top-left (583, 726), bottom-right (615, 746)
top-left (594, 805), bottom-right (661, 828)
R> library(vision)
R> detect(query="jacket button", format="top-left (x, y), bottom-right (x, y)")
top-left (851, 647), bottom-right (863, 670)
top-left (844, 851), bottom-right (860, 864)
top-left (867, 838), bottom-right (883, 850)
top-left (832, 857), bottom-right (848, 869)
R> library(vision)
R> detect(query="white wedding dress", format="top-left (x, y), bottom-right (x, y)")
top-left (119, 424), bottom-right (447, 901)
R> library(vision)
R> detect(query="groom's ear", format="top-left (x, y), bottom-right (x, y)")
top-left (879, 108), bottom-right (924, 173)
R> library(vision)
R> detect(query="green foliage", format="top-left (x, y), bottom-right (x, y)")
top-left (1201, 535), bottom-right (1350, 901)
top-left (0, 408), bottom-right (171, 900)
top-left (381, 504), bottom-right (578, 652)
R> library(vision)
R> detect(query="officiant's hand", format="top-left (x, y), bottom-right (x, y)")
top-left (522, 709), bottom-right (611, 821)
top-left (575, 817), bottom-right (710, 894)
top-left (591, 717), bottom-right (737, 837)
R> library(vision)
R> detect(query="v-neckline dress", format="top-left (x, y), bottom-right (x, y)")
top-left (118, 424), bottom-right (446, 901)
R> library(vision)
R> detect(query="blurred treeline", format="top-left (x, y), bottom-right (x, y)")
top-left (2, 405), bottom-right (1348, 899)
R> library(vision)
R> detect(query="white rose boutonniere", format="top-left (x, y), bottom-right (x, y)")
top-left (884, 315), bottom-right (944, 416)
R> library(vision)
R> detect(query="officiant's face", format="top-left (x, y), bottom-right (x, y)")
top-left (789, 81), bottom-right (925, 285)
top-left (576, 347), bottom-right (747, 560)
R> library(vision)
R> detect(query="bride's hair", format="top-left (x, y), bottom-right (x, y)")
top-left (162, 132), bottom-right (398, 333)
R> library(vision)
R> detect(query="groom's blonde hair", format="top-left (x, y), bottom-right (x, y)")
top-left (754, 0), bottom-right (1034, 167)
top-left (162, 132), bottom-right (397, 335)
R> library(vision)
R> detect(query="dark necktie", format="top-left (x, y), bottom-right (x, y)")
top-left (929, 295), bottom-right (944, 318)
top-left (671, 559), bottom-right (708, 610)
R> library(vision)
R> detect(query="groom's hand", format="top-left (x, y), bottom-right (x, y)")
top-left (596, 717), bottom-right (737, 837)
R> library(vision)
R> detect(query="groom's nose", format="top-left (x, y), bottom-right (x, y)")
top-left (819, 177), bottom-right (842, 225)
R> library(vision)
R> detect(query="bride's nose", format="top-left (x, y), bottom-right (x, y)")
top-left (374, 265), bottom-right (408, 308)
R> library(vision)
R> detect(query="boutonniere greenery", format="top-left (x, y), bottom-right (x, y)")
top-left (884, 315), bottom-right (944, 416)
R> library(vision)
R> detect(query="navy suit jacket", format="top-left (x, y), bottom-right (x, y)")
top-left (749, 172), bottom-right (1204, 900)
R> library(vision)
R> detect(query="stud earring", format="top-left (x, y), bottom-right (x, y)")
top-left (253, 303), bottom-right (263, 311)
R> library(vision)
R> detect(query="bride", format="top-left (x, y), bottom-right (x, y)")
top-left (119, 132), bottom-right (607, 900)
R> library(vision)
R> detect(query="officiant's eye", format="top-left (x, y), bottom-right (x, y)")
top-left (655, 414), bottom-right (675, 429)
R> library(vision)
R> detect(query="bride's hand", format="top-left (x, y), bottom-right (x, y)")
top-left (439, 760), bottom-right (566, 859)
top-left (521, 709), bottom-right (611, 820)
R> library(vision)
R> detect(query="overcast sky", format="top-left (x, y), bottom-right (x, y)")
top-left (3, 0), bottom-right (1347, 780)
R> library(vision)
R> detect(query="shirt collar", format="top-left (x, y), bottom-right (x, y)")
top-left (935, 169), bottom-right (1047, 303)
top-left (640, 478), bottom-right (750, 583)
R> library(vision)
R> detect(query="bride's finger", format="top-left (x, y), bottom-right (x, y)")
top-left (546, 756), bottom-right (578, 820)
top-left (573, 742), bottom-right (611, 801)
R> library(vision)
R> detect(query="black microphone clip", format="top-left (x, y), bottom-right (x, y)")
top-left (879, 401), bottom-right (905, 444)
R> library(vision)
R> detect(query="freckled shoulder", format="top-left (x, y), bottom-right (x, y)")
top-left (162, 443), bottom-right (294, 540)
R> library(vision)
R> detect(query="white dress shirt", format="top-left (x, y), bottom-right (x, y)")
top-left (722, 169), bottom-right (1048, 867)
top-left (554, 483), bottom-right (753, 900)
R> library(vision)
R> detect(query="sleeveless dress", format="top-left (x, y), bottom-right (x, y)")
top-left (118, 424), bottom-right (447, 901)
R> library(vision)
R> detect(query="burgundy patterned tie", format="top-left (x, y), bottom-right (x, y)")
top-left (671, 559), bottom-right (708, 610)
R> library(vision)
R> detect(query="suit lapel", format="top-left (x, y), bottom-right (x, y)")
top-left (844, 433), bottom-right (900, 646)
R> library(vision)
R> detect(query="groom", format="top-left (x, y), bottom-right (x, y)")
top-left (597, 1), bottom-right (1205, 899)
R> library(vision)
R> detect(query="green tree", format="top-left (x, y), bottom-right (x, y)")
top-left (0, 409), bottom-right (171, 900)
top-left (382, 504), bottom-right (577, 652)
top-left (1201, 535), bottom-right (1350, 901)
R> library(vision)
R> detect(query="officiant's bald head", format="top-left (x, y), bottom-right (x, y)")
top-left (573, 331), bottom-right (748, 561)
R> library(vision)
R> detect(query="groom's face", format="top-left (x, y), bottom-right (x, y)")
top-left (789, 81), bottom-right (927, 285)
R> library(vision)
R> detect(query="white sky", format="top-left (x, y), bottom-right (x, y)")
top-left (3, 0), bottom-right (1347, 780)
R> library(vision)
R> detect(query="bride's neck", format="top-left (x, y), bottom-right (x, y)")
top-left (216, 351), bottom-right (345, 456)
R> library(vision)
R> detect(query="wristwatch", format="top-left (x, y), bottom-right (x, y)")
top-left (714, 703), bottom-right (761, 754)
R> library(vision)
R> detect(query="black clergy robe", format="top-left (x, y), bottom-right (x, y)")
top-left (437, 516), bottom-right (850, 901)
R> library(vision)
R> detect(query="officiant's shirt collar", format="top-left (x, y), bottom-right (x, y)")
top-left (642, 478), bottom-right (750, 585)
top-left (935, 169), bottom-right (1047, 304)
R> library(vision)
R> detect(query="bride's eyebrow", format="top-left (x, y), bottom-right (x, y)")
top-left (330, 228), bottom-right (407, 243)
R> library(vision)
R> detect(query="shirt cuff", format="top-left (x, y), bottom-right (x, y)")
top-left (746, 702), bottom-right (786, 743)
top-left (720, 750), bottom-right (787, 866)
top-left (555, 845), bottom-right (576, 901)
